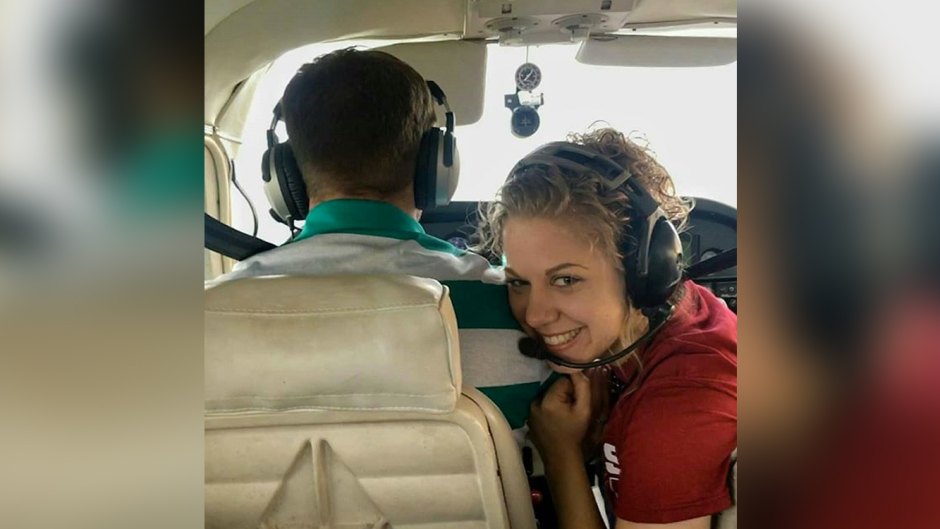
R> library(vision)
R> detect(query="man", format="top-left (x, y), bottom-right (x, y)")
top-left (211, 48), bottom-right (550, 435)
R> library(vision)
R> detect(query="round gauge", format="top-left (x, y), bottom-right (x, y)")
top-left (511, 106), bottom-right (540, 137)
top-left (514, 62), bottom-right (542, 91)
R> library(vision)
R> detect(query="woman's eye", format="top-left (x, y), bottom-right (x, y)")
top-left (507, 279), bottom-right (528, 289)
top-left (551, 276), bottom-right (581, 287)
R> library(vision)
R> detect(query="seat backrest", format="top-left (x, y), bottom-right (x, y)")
top-left (205, 274), bottom-right (535, 529)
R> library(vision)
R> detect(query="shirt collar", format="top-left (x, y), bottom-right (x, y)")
top-left (294, 199), bottom-right (425, 241)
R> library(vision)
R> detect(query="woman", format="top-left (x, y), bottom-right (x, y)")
top-left (475, 129), bottom-right (737, 528)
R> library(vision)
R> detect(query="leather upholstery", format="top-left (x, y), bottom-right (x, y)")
top-left (205, 274), bottom-right (536, 529)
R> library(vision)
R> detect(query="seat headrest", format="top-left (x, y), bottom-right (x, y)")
top-left (205, 275), bottom-right (461, 415)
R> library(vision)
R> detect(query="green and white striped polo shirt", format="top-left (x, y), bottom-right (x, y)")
top-left (212, 198), bottom-right (551, 430)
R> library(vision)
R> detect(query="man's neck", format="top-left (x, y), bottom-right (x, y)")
top-left (309, 191), bottom-right (420, 221)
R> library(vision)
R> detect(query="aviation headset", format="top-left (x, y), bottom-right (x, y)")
top-left (261, 80), bottom-right (460, 226)
top-left (513, 142), bottom-right (684, 370)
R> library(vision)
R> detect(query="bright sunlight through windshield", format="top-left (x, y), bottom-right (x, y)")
top-left (232, 40), bottom-right (735, 243)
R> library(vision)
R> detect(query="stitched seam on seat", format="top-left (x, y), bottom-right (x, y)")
top-left (207, 404), bottom-right (452, 413)
top-left (208, 391), bottom-right (455, 399)
top-left (205, 302), bottom-right (439, 315)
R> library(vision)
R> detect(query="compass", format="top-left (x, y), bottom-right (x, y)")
top-left (510, 106), bottom-right (540, 137)
top-left (514, 62), bottom-right (542, 91)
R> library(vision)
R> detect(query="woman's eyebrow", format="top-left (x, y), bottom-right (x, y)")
top-left (505, 263), bottom-right (588, 278)
top-left (545, 263), bottom-right (588, 275)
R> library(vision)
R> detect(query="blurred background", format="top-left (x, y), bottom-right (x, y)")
top-left (738, 1), bottom-right (940, 528)
top-left (0, 0), bottom-right (938, 527)
top-left (0, 0), bottom-right (203, 528)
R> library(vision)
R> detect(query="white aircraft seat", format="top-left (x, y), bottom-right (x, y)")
top-left (205, 274), bottom-right (536, 529)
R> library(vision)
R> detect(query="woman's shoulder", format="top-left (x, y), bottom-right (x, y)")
top-left (670, 281), bottom-right (737, 342)
top-left (609, 351), bottom-right (736, 446)
top-left (640, 281), bottom-right (737, 376)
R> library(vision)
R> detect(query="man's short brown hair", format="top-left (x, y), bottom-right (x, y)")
top-left (281, 48), bottom-right (436, 200)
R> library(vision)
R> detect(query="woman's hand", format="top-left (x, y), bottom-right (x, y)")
top-left (528, 372), bottom-right (593, 461)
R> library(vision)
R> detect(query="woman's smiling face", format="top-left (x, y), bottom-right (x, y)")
top-left (502, 216), bottom-right (628, 373)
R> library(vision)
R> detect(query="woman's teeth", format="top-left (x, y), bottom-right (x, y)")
top-left (543, 328), bottom-right (582, 346)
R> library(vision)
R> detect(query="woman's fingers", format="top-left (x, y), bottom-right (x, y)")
top-left (569, 371), bottom-right (592, 416)
top-left (528, 373), bottom-right (596, 458)
top-left (543, 375), bottom-right (574, 403)
top-left (533, 374), bottom-right (592, 422)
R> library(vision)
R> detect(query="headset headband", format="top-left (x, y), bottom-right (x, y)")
top-left (426, 80), bottom-right (456, 166)
top-left (513, 142), bottom-right (659, 214)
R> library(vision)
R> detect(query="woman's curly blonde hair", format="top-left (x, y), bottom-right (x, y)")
top-left (474, 128), bottom-right (693, 271)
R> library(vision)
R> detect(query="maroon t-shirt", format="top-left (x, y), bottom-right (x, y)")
top-left (601, 280), bottom-right (737, 523)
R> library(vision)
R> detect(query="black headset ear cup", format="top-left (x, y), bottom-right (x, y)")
top-left (644, 217), bottom-right (684, 306)
top-left (414, 129), bottom-right (440, 210)
top-left (261, 148), bottom-right (273, 183)
top-left (624, 216), bottom-right (683, 309)
top-left (443, 130), bottom-right (455, 167)
top-left (273, 143), bottom-right (309, 220)
top-left (440, 130), bottom-right (459, 202)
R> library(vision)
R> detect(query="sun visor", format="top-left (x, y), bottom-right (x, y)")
top-left (577, 35), bottom-right (736, 68)
top-left (374, 40), bottom-right (487, 126)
